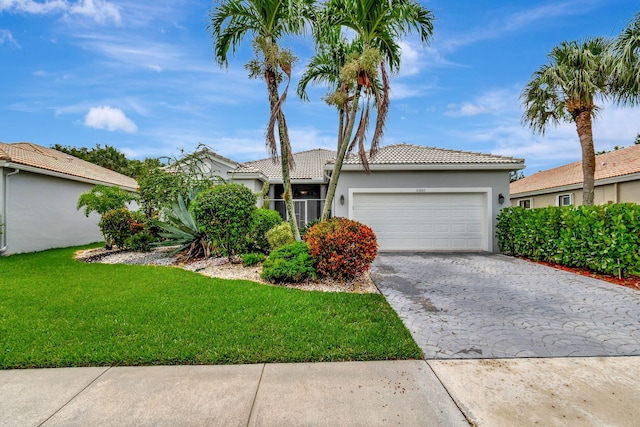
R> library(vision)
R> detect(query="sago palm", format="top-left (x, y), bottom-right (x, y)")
top-left (311, 0), bottom-right (434, 220)
top-left (521, 38), bottom-right (614, 206)
top-left (209, 0), bottom-right (313, 240)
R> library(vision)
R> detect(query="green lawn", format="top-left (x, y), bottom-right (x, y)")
top-left (0, 245), bottom-right (421, 369)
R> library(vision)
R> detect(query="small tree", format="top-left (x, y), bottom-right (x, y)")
top-left (77, 185), bottom-right (137, 217)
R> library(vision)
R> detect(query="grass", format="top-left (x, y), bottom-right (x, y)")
top-left (0, 244), bottom-right (421, 369)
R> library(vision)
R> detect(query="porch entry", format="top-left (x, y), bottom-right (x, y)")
top-left (271, 184), bottom-right (325, 228)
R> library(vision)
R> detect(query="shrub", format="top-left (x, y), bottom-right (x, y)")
top-left (266, 222), bottom-right (294, 250)
top-left (496, 204), bottom-right (640, 277)
top-left (248, 209), bottom-right (283, 254)
top-left (99, 208), bottom-right (135, 249)
top-left (190, 184), bottom-right (257, 257)
top-left (261, 242), bottom-right (317, 283)
top-left (305, 217), bottom-right (378, 280)
top-left (241, 252), bottom-right (266, 267)
top-left (125, 232), bottom-right (156, 252)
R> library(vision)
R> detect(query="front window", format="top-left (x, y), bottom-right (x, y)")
top-left (557, 194), bottom-right (573, 206)
top-left (518, 199), bottom-right (532, 209)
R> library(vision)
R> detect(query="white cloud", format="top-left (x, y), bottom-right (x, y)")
top-left (446, 88), bottom-right (517, 117)
top-left (0, 0), bottom-right (120, 24)
top-left (84, 105), bottom-right (137, 133)
top-left (67, 0), bottom-right (120, 25)
top-left (0, 29), bottom-right (19, 47)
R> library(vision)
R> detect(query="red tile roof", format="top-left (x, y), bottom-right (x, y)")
top-left (0, 142), bottom-right (138, 190)
top-left (511, 144), bottom-right (640, 195)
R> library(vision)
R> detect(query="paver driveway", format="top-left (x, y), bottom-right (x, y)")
top-left (371, 253), bottom-right (640, 359)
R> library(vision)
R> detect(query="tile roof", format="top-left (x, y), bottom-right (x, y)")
top-left (339, 143), bottom-right (524, 165)
top-left (510, 144), bottom-right (640, 195)
top-left (0, 142), bottom-right (138, 190)
top-left (234, 149), bottom-right (337, 181)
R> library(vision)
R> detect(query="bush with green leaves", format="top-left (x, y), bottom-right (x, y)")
top-left (305, 218), bottom-right (378, 280)
top-left (248, 209), bottom-right (283, 253)
top-left (125, 232), bottom-right (156, 252)
top-left (496, 204), bottom-right (640, 277)
top-left (77, 185), bottom-right (137, 217)
top-left (300, 219), bottom-right (321, 238)
top-left (98, 208), bottom-right (136, 249)
top-left (241, 252), bottom-right (266, 267)
top-left (260, 241), bottom-right (317, 283)
top-left (190, 184), bottom-right (257, 257)
top-left (266, 222), bottom-right (294, 250)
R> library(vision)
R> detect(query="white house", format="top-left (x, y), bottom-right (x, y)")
top-left (224, 143), bottom-right (524, 253)
top-left (0, 142), bottom-right (138, 256)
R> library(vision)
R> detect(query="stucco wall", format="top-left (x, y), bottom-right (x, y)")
top-left (333, 169), bottom-right (511, 252)
top-left (3, 170), bottom-right (103, 255)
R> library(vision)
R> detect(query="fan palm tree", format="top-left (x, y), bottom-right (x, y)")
top-left (306, 0), bottom-right (434, 220)
top-left (521, 38), bottom-right (614, 206)
top-left (612, 12), bottom-right (640, 105)
top-left (209, 0), bottom-right (313, 240)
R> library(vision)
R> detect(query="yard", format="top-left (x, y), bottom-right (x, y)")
top-left (0, 245), bottom-right (421, 369)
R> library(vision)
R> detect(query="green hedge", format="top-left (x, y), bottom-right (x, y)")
top-left (496, 204), bottom-right (640, 277)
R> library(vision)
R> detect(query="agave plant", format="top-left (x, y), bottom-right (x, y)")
top-left (153, 194), bottom-right (211, 261)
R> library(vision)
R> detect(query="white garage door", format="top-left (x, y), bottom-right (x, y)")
top-left (351, 192), bottom-right (487, 251)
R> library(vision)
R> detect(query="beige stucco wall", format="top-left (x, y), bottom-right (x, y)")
top-left (333, 169), bottom-right (511, 253)
top-left (511, 180), bottom-right (640, 208)
top-left (2, 170), bottom-right (104, 255)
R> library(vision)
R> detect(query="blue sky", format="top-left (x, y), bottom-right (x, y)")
top-left (1, 0), bottom-right (638, 175)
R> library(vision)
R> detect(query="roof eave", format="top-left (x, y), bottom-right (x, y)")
top-left (510, 172), bottom-right (640, 198)
top-left (329, 162), bottom-right (525, 172)
top-left (1, 162), bottom-right (138, 192)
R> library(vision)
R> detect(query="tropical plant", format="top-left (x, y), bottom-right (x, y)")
top-left (261, 241), bottom-right (317, 283)
top-left (209, 0), bottom-right (314, 241)
top-left (305, 217), bottom-right (378, 280)
top-left (138, 147), bottom-right (223, 219)
top-left (77, 184), bottom-right (137, 217)
top-left (521, 38), bottom-right (614, 206)
top-left (190, 184), bottom-right (257, 258)
top-left (153, 195), bottom-right (211, 260)
top-left (300, 0), bottom-right (434, 220)
top-left (612, 12), bottom-right (640, 105)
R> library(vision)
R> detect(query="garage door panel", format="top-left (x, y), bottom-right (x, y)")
top-left (352, 192), bottom-right (487, 251)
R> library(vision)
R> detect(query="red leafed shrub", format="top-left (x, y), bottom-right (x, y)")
top-left (305, 217), bottom-right (378, 280)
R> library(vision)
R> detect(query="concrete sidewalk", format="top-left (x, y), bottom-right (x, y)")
top-left (0, 360), bottom-right (468, 427)
top-left (3, 357), bottom-right (640, 426)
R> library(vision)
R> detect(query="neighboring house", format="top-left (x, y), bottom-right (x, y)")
top-left (510, 145), bottom-right (640, 209)
top-left (229, 144), bottom-right (524, 252)
top-left (0, 142), bottom-right (138, 256)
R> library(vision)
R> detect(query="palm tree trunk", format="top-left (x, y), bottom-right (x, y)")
top-left (266, 69), bottom-right (301, 240)
top-left (322, 87), bottom-right (362, 220)
top-left (575, 110), bottom-right (596, 206)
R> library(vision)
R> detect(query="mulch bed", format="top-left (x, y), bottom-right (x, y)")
top-left (524, 259), bottom-right (640, 291)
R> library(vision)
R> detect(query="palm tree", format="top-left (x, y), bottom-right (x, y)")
top-left (209, 0), bottom-right (313, 240)
top-left (306, 0), bottom-right (434, 220)
top-left (521, 38), bottom-right (614, 206)
top-left (612, 12), bottom-right (640, 105)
